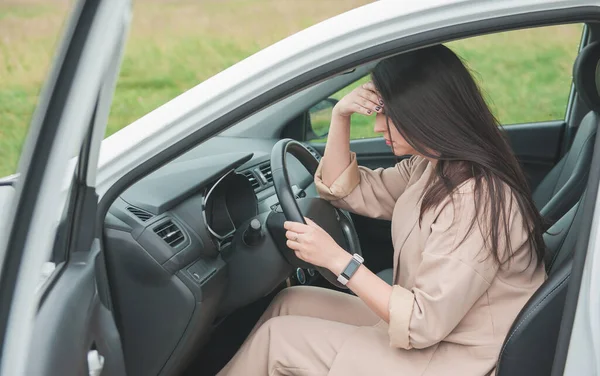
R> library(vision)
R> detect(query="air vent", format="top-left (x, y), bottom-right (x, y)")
top-left (242, 171), bottom-right (260, 190)
top-left (259, 162), bottom-right (273, 184)
top-left (154, 220), bottom-right (185, 247)
top-left (304, 144), bottom-right (322, 161)
top-left (127, 206), bottom-right (154, 222)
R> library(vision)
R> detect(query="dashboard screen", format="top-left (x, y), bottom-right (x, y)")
top-left (203, 172), bottom-right (258, 240)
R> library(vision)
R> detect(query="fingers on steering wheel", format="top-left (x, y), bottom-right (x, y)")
top-left (286, 239), bottom-right (300, 250)
top-left (304, 217), bottom-right (317, 227)
top-left (284, 221), bottom-right (308, 232)
top-left (285, 230), bottom-right (299, 241)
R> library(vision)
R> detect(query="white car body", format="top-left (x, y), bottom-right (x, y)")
top-left (1, 0), bottom-right (599, 374)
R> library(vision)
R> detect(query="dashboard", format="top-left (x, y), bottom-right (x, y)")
top-left (203, 169), bottom-right (258, 250)
top-left (103, 136), bottom-right (322, 376)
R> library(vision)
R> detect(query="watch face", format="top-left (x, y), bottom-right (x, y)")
top-left (343, 258), bottom-right (361, 279)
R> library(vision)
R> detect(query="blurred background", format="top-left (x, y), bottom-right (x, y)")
top-left (0, 0), bottom-right (583, 177)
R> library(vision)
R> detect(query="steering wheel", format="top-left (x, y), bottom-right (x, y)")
top-left (266, 139), bottom-right (362, 289)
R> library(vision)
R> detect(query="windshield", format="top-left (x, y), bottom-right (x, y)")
top-left (104, 0), bottom-right (372, 138)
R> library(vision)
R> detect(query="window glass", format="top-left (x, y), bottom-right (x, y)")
top-left (0, 0), bottom-right (72, 177)
top-left (311, 24), bottom-right (583, 141)
top-left (105, 0), bottom-right (373, 138)
top-left (0, 0), bottom-right (77, 297)
top-left (0, 0), bottom-right (373, 177)
top-left (451, 24), bottom-right (583, 125)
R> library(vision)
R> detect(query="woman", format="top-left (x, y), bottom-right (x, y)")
top-left (217, 45), bottom-right (547, 376)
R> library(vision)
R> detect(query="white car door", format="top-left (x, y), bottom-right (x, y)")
top-left (0, 0), bottom-right (130, 375)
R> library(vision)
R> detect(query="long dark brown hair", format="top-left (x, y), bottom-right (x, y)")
top-left (371, 44), bottom-right (546, 266)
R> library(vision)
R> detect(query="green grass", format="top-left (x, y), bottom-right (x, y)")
top-left (0, 0), bottom-right (584, 176)
top-left (0, 0), bottom-right (371, 176)
top-left (94, 0), bottom-right (372, 137)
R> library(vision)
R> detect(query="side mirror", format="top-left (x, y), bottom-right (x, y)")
top-left (307, 98), bottom-right (338, 141)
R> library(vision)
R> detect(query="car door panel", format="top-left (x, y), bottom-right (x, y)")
top-left (347, 138), bottom-right (402, 169)
top-left (0, 0), bottom-right (130, 374)
top-left (503, 121), bottom-right (565, 190)
top-left (26, 244), bottom-right (125, 376)
top-left (310, 138), bottom-right (400, 170)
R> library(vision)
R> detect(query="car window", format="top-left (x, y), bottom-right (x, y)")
top-left (309, 24), bottom-right (583, 141)
top-left (104, 0), bottom-right (373, 139)
top-left (0, 1), bottom-right (72, 177)
top-left (0, 1), bottom-right (372, 177)
top-left (0, 0), bottom-right (75, 296)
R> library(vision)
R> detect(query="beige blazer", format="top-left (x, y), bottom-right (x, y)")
top-left (314, 154), bottom-right (546, 375)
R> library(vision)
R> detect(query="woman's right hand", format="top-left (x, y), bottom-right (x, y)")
top-left (333, 81), bottom-right (384, 118)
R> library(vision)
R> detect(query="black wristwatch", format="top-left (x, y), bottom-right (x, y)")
top-left (337, 253), bottom-right (364, 285)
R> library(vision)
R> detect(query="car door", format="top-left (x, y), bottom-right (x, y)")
top-left (0, 0), bottom-right (130, 375)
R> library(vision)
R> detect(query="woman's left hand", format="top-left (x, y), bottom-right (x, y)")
top-left (284, 217), bottom-right (351, 275)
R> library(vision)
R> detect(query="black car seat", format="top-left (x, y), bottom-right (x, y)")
top-left (376, 41), bottom-right (600, 286)
top-left (532, 42), bottom-right (600, 223)
top-left (495, 198), bottom-right (584, 375)
top-left (495, 40), bottom-right (600, 376)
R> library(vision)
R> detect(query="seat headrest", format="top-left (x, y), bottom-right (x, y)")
top-left (574, 41), bottom-right (600, 113)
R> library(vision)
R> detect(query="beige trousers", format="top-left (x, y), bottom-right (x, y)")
top-left (216, 286), bottom-right (399, 376)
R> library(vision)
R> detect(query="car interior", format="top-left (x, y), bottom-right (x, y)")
top-left (98, 22), bottom-right (600, 376)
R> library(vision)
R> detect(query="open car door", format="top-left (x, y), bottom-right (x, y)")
top-left (0, 0), bottom-right (130, 375)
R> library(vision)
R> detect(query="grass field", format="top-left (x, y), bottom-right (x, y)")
top-left (0, 0), bottom-right (583, 176)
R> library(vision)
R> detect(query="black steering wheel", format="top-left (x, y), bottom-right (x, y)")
top-left (266, 139), bottom-right (362, 289)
